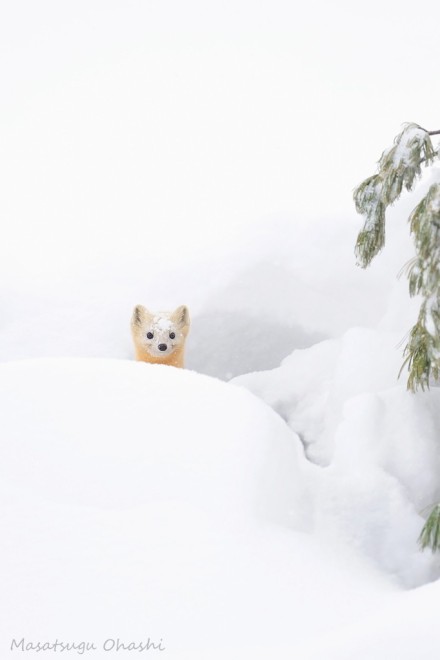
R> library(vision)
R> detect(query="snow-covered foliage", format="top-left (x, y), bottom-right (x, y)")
top-left (403, 183), bottom-right (440, 391)
top-left (354, 124), bottom-right (440, 394)
top-left (354, 123), bottom-right (437, 269)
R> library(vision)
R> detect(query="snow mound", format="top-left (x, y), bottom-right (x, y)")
top-left (0, 358), bottom-right (394, 659)
top-left (234, 328), bottom-right (440, 587)
top-left (0, 358), bottom-right (304, 523)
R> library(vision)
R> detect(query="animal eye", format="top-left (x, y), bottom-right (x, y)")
top-left (147, 332), bottom-right (154, 339)
top-left (169, 332), bottom-right (176, 339)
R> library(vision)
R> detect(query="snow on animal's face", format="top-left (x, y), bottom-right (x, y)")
top-left (131, 305), bottom-right (190, 358)
top-left (144, 314), bottom-right (181, 357)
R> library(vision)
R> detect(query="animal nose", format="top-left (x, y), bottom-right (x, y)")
top-left (158, 344), bottom-right (167, 352)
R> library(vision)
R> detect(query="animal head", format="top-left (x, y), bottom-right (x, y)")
top-left (131, 305), bottom-right (190, 359)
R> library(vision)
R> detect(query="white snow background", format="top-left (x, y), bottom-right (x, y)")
top-left (2, 0), bottom-right (440, 657)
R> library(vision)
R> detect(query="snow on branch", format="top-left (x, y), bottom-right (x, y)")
top-left (354, 123), bottom-right (438, 268)
top-left (400, 183), bottom-right (440, 391)
top-left (354, 123), bottom-right (440, 394)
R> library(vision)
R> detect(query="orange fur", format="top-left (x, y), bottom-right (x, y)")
top-left (133, 344), bottom-right (186, 368)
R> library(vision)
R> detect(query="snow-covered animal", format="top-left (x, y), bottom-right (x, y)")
top-left (131, 305), bottom-right (190, 368)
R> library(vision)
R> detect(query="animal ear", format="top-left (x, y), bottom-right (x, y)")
top-left (172, 305), bottom-right (190, 328)
top-left (132, 305), bottom-right (151, 326)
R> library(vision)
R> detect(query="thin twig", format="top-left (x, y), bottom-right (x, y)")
top-left (419, 125), bottom-right (440, 135)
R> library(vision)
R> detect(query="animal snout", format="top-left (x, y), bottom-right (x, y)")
top-left (158, 343), bottom-right (167, 352)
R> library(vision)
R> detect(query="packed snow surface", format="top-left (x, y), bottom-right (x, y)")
top-left (2, 355), bottom-right (440, 658)
top-left (0, 359), bottom-right (394, 659)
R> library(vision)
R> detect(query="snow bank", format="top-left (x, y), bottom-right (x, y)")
top-left (302, 579), bottom-right (440, 660)
top-left (234, 328), bottom-right (440, 587)
top-left (0, 358), bottom-right (305, 524)
top-left (0, 358), bottom-right (395, 659)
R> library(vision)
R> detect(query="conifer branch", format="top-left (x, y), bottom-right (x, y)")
top-left (356, 123), bottom-right (440, 551)
top-left (354, 124), bottom-right (440, 393)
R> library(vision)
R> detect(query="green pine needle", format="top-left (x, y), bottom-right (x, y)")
top-left (419, 504), bottom-right (440, 552)
top-left (353, 176), bottom-right (386, 268)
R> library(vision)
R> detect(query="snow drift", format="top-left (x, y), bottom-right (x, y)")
top-left (0, 358), bottom-right (395, 659)
top-left (234, 327), bottom-right (440, 588)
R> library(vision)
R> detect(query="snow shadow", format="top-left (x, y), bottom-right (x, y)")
top-left (186, 310), bottom-right (324, 380)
